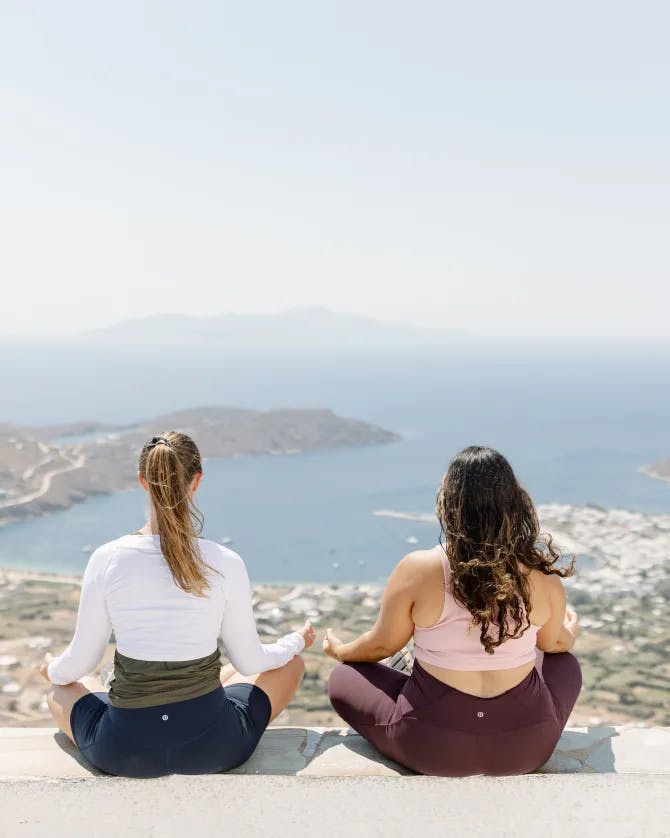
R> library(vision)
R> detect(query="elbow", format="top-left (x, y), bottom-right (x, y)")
top-left (364, 633), bottom-right (397, 659)
top-left (231, 658), bottom-right (262, 677)
top-left (342, 639), bottom-right (395, 663)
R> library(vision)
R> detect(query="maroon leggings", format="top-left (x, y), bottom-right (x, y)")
top-left (328, 653), bottom-right (582, 776)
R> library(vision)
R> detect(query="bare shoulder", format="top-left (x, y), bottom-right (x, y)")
top-left (525, 569), bottom-right (565, 618)
top-left (526, 568), bottom-right (564, 593)
top-left (393, 546), bottom-right (444, 586)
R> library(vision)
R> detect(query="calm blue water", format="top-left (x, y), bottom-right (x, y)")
top-left (0, 341), bottom-right (668, 581)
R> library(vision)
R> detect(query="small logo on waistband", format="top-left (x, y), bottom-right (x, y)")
top-left (477, 711), bottom-right (484, 718)
top-left (161, 714), bottom-right (169, 721)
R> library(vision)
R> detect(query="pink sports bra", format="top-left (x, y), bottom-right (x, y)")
top-left (413, 548), bottom-right (539, 671)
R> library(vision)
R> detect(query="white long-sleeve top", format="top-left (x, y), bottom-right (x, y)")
top-left (47, 534), bottom-right (305, 685)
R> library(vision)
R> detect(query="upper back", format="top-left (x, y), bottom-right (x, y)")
top-left (412, 546), bottom-right (541, 671)
top-left (89, 534), bottom-right (235, 661)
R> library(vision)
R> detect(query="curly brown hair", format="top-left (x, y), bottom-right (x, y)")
top-left (436, 446), bottom-right (574, 655)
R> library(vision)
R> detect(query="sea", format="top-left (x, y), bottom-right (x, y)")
top-left (1, 339), bottom-right (669, 583)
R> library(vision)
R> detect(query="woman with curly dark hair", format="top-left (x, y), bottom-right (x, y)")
top-left (325, 446), bottom-right (582, 776)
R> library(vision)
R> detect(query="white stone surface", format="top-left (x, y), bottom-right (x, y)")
top-left (1, 725), bottom-right (668, 781)
top-left (1, 774), bottom-right (670, 838)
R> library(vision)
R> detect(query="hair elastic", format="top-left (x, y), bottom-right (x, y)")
top-left (146, 435), bottom-right (173, 451)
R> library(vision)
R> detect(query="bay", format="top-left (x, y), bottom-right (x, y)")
top-left (0, 340), bottom-right (668, 581)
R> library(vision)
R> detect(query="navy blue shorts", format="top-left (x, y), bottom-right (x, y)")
top-left (70, 684), bottom-right (272, 778)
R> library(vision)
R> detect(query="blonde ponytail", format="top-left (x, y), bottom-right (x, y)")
top-left (139, 432), bottom-right (209, 596)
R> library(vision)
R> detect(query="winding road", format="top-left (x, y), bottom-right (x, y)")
top-left (0, 452), bottom-right (86, 512)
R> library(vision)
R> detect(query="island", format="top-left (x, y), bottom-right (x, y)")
top-left (0, 406), bottom-right (400, 525)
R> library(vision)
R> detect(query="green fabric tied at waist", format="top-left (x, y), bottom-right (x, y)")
top-left (108, 648), bottom-right (223, 709)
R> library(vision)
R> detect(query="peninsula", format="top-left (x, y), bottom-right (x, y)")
top-left (0, 406), bottom-right (400, 525)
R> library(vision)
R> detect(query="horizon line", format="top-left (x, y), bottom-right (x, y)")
top-left (1, 306), bottom-right (669, 343)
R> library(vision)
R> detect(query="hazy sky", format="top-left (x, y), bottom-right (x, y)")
top-left (1, 1), bottom-right (668, 338)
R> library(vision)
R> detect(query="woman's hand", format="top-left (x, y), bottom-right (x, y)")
top-left (299, 619), bottom-right (316, 649)
top-left (564, 607), bottom-right (579, 639)
top-left (323, 628), bottom-right (345, 661)
top-left (39, 652), bottom-right (55, 683)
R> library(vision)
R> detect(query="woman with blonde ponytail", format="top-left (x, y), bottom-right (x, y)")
top-left (41, 432), bottom-right (314, 778)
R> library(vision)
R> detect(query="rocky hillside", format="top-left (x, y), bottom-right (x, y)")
top-left (0, 407), bottom-right (400, 525)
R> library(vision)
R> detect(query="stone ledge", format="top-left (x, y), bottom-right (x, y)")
top-left (1, 725), bottom-right (668, 780)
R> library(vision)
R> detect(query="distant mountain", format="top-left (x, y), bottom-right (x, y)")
top-left (81, 307), bottom-right (468, 352)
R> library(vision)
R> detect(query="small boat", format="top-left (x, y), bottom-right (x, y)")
top-left (81, 544), bottom-right (92, 553)
top-left (406, 536), bottom-right (418, 544)
top-left (220, 537), bottom-right (234, 545)
top-left (331, 561), bottom-right (340, 570)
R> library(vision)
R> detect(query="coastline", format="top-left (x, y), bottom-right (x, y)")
top-left (0, 566), bottom-right (83, 585)
top-left (0, 407), bottom-right (401, 528)
top-left (1, 502), bottom-right (669, 591)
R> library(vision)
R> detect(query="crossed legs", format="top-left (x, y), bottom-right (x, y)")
top-left (46, 674), bottom-right (106, 746)
top-left (46, 655), bottom-right (305, 748)
top-left (219, 656), bottom-right (305, 721)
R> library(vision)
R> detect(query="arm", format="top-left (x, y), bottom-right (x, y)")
top-left (220, 553), bottom-right (305, 676)
top-left (326, 555), bottom-right (417, 663)
top-left (47, 548), bottom-right (113, 685)
top-left (535, 574), bottom-right (577, 653)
